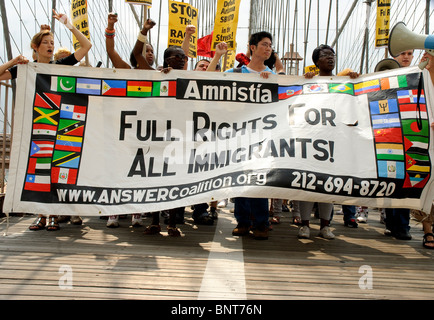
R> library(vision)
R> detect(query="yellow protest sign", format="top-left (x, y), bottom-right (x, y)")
top-left (168, 0), bottom-right (198, 58)
top-left (211, 0), bottom-right (241, 51)
top-left (375, 0), bottom-right (391, 48)
top-left (71, 0), bottom-right (90, 51)
top-left (304, 65), bottom-right (319, 75)
top-left (222, 50), bottom-right (236, 71)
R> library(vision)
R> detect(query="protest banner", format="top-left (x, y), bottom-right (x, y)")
top-left (375, 0), bottom-right (391, 48)
top-left (70, 0), bottom-right (90, 51)
top-left (4, 64), bottom-right (434, 216)
top-left (211, 0), bottom-right (241, 51)
top-left (168, 0), bottom-right (198, 57)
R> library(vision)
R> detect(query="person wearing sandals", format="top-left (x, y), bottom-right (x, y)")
top-left (411, 208), bottom-right (434, 249)
top-left (414, 52), bottom-right (434, 248)
top-left (0, 10), bottom-right (92, 231)
top-left (416, 53), bottom-right (434, 247)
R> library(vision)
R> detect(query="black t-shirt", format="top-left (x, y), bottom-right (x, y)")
top-left (8, 53), bottom-right (79, 80)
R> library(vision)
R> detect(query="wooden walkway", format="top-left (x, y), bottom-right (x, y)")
top-left (0, 204), bottom-right (434, 300)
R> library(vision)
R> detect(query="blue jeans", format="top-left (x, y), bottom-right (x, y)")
top-left (234, 197), bottom-right (269, 228)
top-left (343, 205), bottom-right (356, 222)
top-left (385, 208), bottom-right (410, 233)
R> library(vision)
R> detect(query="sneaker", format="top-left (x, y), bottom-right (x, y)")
top-left (357, 209), bottom-right (368, 223)
top-left (298, 226), bottom-right (310, 239)
top-left (394, 230), bottom-right (412, 240)
top-left (210, 206), bottom-right (218, 220)
top-left (344, 218), bottom-right (358, 228)
top-left (253, 226), bottom-right (269, 240)
top-left (232, 224), bottom-right (250, 236)
top-left (217, 199), bottom-right (227, 208)
top-left (131, 214), bottom-right (143, 227)
top-left (318, 226), bottom-right (335, 239)
top-left (193, 212), bottom-right (214, 225)
top-left (107, 215), bottom-right (119, 228)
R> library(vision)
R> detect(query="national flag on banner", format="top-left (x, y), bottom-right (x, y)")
top-left (303, 84), bottom-right (328, 94)
top-left (102, 80), bottom-right (127, 96)
top-left (405, 154), bottom-right (416, 169)
top-left (371, 113), bottom-right (401, 129)
top-left (370, 99), bottom-right (399, 114)
top-left (278, 86), bottom-right (303, 100)
top-left (55, 135), bottom-right (83, 152)
top-left (52, 150), bottom-right (80, 169)
top-left (51, 76), bottom-right (76, 93)
top-left (373, 127), bottom-right (403, 143)
top-left (51, 167), bottom-right (78, 184)
top-left (127, 81), bottom-right (152, 97)
top-left (404, 136), bottom-right (413, 151)
top-left (76, 78), bottom-right (101, 95)
top-left (152, 81), bottom-right (177, 97)
top-left (328, 83), bottom-right (354, 95)
top-left (404, 134), bottom-right (429, 150)
top-left (397, 89), bottom-right (425, 104)
top-left (403, 172), bottom-right (430, 188)
top-left (401, 119), bottom-right (429, 136)
top-left (43, 93), bottom-right (62, 108)
top-left (377, 160), bottom-right (405, 179)
top-left (399, 103), bottom-right (428, 120)
top-left (24, 174), bottom-right (51, 192)
top-left (406, 161), bottom-right (431, 173)
top-left (34, 93), bottom-right (61, 110)
top-left (60, 104), bottom-right (86, 121)
top-left (375, 143), bottom-right (404, 161)
top-left (34, 107), bottom-right (59, 126)
top-left (32, 123), bottom-right (57, 137)
top-left (30, 141), bottom-right (54, 157)
top-left (27, 157), bottom-right (51, 174)
top-left (58, 119), bottom-right (84, 137)
top-left (380, 75), bottom-right (408, 90)
top-left (354, 80), bottom-right (380, 95)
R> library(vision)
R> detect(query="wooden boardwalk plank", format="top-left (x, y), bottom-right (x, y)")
top-left (0, 206), bottom-right (434, 300)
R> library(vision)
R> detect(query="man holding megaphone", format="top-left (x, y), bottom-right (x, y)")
top-left (383, 51), bottom-right (434, 241)
top-left (384, 23), bottom-right (434, 244)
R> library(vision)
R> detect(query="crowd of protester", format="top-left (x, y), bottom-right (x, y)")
top-left (1, 10), bottom-right (434, 249)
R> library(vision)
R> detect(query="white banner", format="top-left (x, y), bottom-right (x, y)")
top-left (4, 64), bottom-right (434, 215)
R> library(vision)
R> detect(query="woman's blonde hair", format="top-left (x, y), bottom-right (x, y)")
top-left (54, 47), bottom-right (71, 60)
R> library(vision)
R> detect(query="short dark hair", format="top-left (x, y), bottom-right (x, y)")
top-left (163, 46), bottom-right (184, 68)
top-left (194, 58), bottom-right (210, 69)
top-left (312, 44), bottom-right (335, 67)
top-left (249, 31), bottom-right (272, 55)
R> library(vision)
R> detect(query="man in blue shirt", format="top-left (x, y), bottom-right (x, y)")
top-left (208, 31), bottom-right (275, 239)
